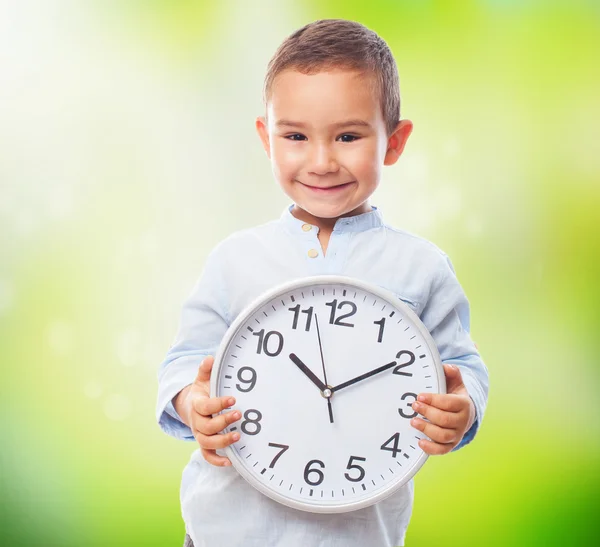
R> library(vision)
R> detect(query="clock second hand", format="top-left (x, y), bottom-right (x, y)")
top-left (314, 313), bottom-right (334, 424)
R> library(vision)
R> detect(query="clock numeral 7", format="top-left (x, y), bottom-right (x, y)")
top-left (325, 299), bottom-right (356, 327)
top-left (267, 443), bottom-right (289, 468)
top-left (288, 305), bottom-right (314, 331)
top-left (344, 456), bottom-right (366, 483)
top-left (253, 329), bottom-right (284, 357)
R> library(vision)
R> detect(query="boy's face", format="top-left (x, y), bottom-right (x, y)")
top-left (256, 69), bottom-right (412, 226)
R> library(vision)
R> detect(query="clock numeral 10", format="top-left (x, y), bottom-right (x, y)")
top-left (253, 329), bottom-right (284, 357)
top-left (325, 299), bottom-right (357, 327)
top-left (288, 305), bottom-right (314, 331)
top-left (304, 460), bottom-right (325, 486)
top-left (380, 432), bottom-right (402, 458)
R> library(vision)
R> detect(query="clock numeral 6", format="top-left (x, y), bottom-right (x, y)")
top-left (344, 456), bottom-right (366, 483)
top-left (325, 299), bottom-right (356, 327)
top-left (253, 329), bottom-right (284, 357)
top-left (380, 432), bottom-right (402, 458)
top-left (240, 409), bottom-right (263, 436)
top-left (236, 366), bottom-right (257, 392)
top-left (398, 392), bottom-right (418, 419)
top-left (303, 459), bottom-right (325, 486)
top-left (393, 350), bottom-right (415, 376)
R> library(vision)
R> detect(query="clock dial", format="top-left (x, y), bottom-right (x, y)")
top-left (211, 276), bottom-right (445, 513)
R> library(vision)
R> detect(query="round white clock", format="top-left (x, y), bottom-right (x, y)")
top-left (210, 275), bottom-right (445, 513)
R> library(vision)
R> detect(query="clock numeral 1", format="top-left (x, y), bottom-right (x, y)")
top-left (240, 409), bottom-right (263, 436)
top-left (236, 366), bottom-right (257, 392)
top-left (344, 456), bottom-right (366, 483)
top-left (267, 443), bottom-right (290, 468)
top-left (288, 305), bottom-right (314, 331)
top-left (325, 299), bottom-right (356, 327)
top-left (393, 350), bottom-right (415, 376)
top-left (303, 459), bottom-right (325, 486)
top-left (374, 317), bottom-right (386, 343)
top-left (253, 329), bottom-right (284, 357)
top-left (380, 432), bottom-right (402, 458)
top-left (398, 392), bottom-right (418, 419)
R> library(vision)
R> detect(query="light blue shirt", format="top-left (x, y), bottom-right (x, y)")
top-left (156, 205), bottom-right (489, 547)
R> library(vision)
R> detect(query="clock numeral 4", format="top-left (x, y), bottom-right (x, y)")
top-left (253, 329), bottom-right (284, 357)
top-left (380, 432), bottom-right (402, 458)
top-left (303, 459), bottom-right (325, 486)
top-left (325, 299), bottom-right (356, 327)
top-left (240, 409), bottom-right (263, 436)
top-left (398, 392), bottom-right (418, 419)
top-left (392, 350), bottom-right (415, 376)
top-left (236, 366), bottom-right (257, 392)
top-left (267, 443), bottom-right (289, 468)
top-left (288, 305), bottom-right (314, 331)
top-left (344, 456), bottom-right (366, 483)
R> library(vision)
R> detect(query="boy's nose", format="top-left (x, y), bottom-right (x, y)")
top-left (308, 144), bottom-right (339, 175)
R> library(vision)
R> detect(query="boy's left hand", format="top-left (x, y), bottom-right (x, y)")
top-left (410, 363), bottom-right (476, 455)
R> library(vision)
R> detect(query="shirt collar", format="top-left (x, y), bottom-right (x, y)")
top-left (279, 204), bottom-right (384, 234)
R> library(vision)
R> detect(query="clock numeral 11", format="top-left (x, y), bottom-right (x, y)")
top-left (288, 305), bottom-right (314, 331)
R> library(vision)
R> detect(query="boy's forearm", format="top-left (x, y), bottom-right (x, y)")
top-left (173, 385), bottom-right (192, 426)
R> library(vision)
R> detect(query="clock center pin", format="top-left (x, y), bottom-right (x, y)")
top-left (321, 387), bottom-right (333, 399)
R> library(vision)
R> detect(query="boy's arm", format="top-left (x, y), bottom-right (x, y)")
top-left (418, 252), bottom-right (489, 451)
top-left (156, 247), bottom-right (230, 441)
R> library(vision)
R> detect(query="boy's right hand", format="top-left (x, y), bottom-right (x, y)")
top-left (174, 356), bottom-right (242, 467)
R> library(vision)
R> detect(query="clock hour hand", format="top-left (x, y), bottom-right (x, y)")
top-left (330, 360), bottom-right (397, 394)
top-left (289, 353), bottom-right (328, 392)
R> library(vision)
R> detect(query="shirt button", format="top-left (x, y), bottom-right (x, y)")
top-left (302, 224), bottom-right (312, 232)
top-left (308, 249), bottom-right (319, 258)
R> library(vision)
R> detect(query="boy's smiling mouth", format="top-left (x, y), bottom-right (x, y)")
top-left (296, 180), bottom-right (355, 193)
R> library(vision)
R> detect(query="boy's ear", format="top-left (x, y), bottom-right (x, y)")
top-left (383, 120), bottom-right (413, 166)
top-left (255, 116), bottom-right (271, 159)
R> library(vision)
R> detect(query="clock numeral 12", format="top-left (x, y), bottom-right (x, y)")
top-left (288, 305), bottom-right (314, 331)
top-left (325, 299), bottom-right (357, 327)
top-left (253, 329), bottom-right (284, 357)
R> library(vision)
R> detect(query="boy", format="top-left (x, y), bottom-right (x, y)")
top-left (157, 19), bottom-right (489, 547)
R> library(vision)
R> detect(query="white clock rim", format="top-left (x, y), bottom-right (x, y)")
top-left (210, 274), bottom-right (446, 514)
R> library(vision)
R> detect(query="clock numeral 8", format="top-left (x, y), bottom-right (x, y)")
top-left (303, 459), bottom-right (325, 486)
top-left (240, 409), bottom-right (263, 435)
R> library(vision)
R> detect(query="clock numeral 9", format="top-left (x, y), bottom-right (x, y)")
top-left (398, 392), bottom-right (418, 419)
top-left (288, 305), bottom-right (314, 331)
top-left (344, 456), bottom-right (366, 483)
top-left (240, 409), bottom-right (262, 436)
top-left (303, 459), bottom-right (325, 486)
top-left (393, 350), bottom-right (415, 376)
top-left (380, 432), bottom-right (402, 458)
top-left (253, 329), bottom-right (284, 357)
top-left (325, 299), bottom-right (356, 327)
top-left (235, 366), bottom-right (257, 392)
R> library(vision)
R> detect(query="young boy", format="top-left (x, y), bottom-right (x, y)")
top-left (156, 19), bottom-right (489, 547)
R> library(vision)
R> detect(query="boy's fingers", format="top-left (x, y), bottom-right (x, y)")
top-left (412, 401), bottom-right (459, 429)
top-left (416, 393), bottom-right (464, 412)
top-left (201, 448), bottom-right (232, 467)
top-left (193, 395), bottom-right (236, 417)
top-left (195, 430), bottom-right (240, 450)
top-left (194, 356), bottom-right (214, 385)
top-left (417, 438), bottom-right (453, 456)
top-left (411, 418), bottom-right (458, 445)
top-left (202, 410), bottom-right (242, 435)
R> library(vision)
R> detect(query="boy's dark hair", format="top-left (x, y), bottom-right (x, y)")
top-left (263, 19), bottom-right (401, 136)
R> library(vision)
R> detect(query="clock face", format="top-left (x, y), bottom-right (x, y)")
top-left (211, 276), bottom-right (445, 513)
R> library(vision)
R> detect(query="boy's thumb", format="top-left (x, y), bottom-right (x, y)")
top-left (443, 363), bottom-right (465, 393)
top-left (194, 355), bottom-right (214, 385)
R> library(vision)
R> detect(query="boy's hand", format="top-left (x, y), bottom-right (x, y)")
top-left (175, 356), bottom-right (242, 467)
top-left (410, 363), bottom-right (476, 455)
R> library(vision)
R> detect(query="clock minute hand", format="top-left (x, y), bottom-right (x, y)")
top-left (289, 353), bottom-right (328, 392)
top-left (330, 361), bottom-right (397, 394)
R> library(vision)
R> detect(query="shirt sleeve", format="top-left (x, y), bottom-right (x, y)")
top-left (156, 246), bottom-right (230, 441)
top-left (419, 252), bottom-right (489, 451)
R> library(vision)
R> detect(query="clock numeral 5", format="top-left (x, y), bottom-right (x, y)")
top-left (236, 366), bottom-right (257, 392)
top-left (380, 432), bottom-right (402, 458)
top-left (268, 443), bottom-right (289, 468)
top-left (253, 329), bottom-right (284, 357)
top-left (392, 350), bottom-right (415, 376)
top-left (303, 459), bottom-right (325, 486)
top-left (288, 305), bottom-right (314, 331)
top-left (344, 456), bottom-right (366, 483)
top-left (240, 409), bottom-right (263, 436)
top-left (325, 299), bottom-right (356, 327)
top-left (398, 392), bottom-right (418, 419)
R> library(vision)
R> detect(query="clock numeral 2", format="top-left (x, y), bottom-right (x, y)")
top-left (325, 299), bottom-right (356, 327)
top-left (344, 456), bottom-right (366, 482)
top-left (268, 443), bottom-right (289, 468)
top-left (380, 432), bottom-right (402, 458)
top-left (393, 350), bottom-right (415, 376)
top-left (240, 409), bottom-right (262, 435)
top-left (398, 392), bottom-right (418, 419)
top-left (253, 329), bottom-right (284, 357)
top-left (303, 460), bottom-right (325, 486)
top-left (288, 305), bottom-right (314, 331)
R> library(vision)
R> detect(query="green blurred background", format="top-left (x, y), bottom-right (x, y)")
top-left (1, 0), bottom-right (599, 545)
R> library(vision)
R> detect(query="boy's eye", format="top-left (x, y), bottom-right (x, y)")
top-left (285, 134), bottom-right (307, 141)
top-left (337, 134), bottom-right (359, 143)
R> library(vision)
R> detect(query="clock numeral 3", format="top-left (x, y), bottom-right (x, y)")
top-left (267, 443), bottom-right (290, 468)
top-left (253, 329), bottom-right (284, 357)
top-left (303, 459), bottom-right (325, 486)
top-left (393, 350), bottom-right (415, 376)
top-left (241, 409), bottom-right (263, 436)
top-left (325, 299), bottom-right (356, 327)
top-left (344, 456), bottom-right (366, 482)
top-left (236, 366), bottom-right (257, 392)
top-left (398, 392), bottom-right (418, 419)
top-left (380, 432), bottom-right (402, 458)
top-left (288, 305), bottom-right (314, 331)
